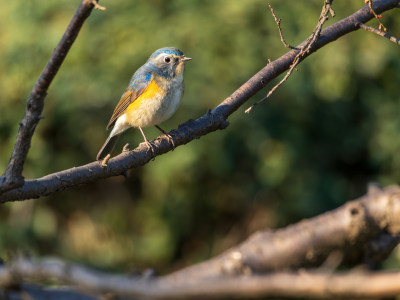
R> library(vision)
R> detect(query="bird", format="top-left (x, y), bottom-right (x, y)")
top-left (96, 47), bottom-right (192, 164)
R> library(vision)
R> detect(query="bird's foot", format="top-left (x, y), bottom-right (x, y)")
top-left (155, 125), bottom-right (175, 150)
top-left (139, 127), bottom-right (156, 159)
top-left (145, 141), bottom-right (156, 160)
top-left (122, 143), bottom-right (130, 152)
top-left (163, 133), bottom-right (176, 150)
top-left (100, 154), bottom-right (111, 167)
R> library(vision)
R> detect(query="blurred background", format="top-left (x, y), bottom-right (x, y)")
top-left (0, 0), bottom-right (399, 273)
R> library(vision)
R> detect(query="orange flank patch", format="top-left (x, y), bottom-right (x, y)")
top-left (126, 79), bottom-right (160, 113)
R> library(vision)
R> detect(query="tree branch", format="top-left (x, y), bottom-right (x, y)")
top-left (267, 2), bottom-right (299, 50)
top-left (1, 185), bottom-right (400, 299)
top-left (0, 283), bottom-right (96, 300)
top-left (359, 22), bottom-right (400, 45)
top-left (163, 185), bottom-right (400, 280)
top-left (4, 264), bottom-right (400, 300)
top-left (0, 0), bottom-right (99, 194)
top-left (0, 0), bottom-right (399, 202)
top-left (245, 0), bottom-right (336, 113)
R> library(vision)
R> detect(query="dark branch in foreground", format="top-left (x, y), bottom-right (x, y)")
top-left (0, 0), bottom-right (99, 194)
top-left (163, 185), bottom-right (400, 280)
top-left (1, 185), bottom-right (400, 299)
top-left (4, 267), bottom-right (400, 300)
top-left (0, 0), bottom-right (398, 203)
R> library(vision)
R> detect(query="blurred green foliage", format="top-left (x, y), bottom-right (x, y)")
top-left (0, 0), bottom-right (399, 272)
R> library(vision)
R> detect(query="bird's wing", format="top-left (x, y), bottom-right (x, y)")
top-left (106, 72), bottom-right (152, 130)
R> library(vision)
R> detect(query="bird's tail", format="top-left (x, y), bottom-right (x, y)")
top-left (96, 134), bottom-right (121, 161)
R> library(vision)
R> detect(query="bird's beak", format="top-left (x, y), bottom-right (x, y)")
top-left (181, 56), bottom-right (192, 62)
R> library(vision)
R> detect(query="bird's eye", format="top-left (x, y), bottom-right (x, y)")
top-left (164, 56), bottom-right (171, 63)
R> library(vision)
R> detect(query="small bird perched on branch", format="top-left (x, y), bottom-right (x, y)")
top-left (96, 47), bottom-right (192, 164)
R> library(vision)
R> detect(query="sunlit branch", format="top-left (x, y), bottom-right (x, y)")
top-left (0, 0), bottom-right (398, 202)
top-left (0, 0), bottom-right (101, 194)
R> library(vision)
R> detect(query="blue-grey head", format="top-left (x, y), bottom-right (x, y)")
top-left (147, 47), bottom-right (192, 78)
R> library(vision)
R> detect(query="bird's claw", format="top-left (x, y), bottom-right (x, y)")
top-left (100, 154), bottom-right (111, 167)
top-left (145, 141), bottom-right (156, 160)
top-left (122, 143), bottom-right (130, 152)
top-left (163, 133), bottom-right (176, 150)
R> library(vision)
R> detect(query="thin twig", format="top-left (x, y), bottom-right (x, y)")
top-left (0, 0), bottom-right (99, 194)
top-left (245, 0), bottom-right (335, 113)
top-left (268, 3), bottom-right (298, 50)
top-left (326, 0), bottom-right (336, 17)
top-left (367, 0), bottom-right (388, 32)
top-left (359, 23), bottom-right (400, 45)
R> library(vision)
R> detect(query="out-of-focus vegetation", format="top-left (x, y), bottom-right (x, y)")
top-left (0, 0), bottom-right (399, 272)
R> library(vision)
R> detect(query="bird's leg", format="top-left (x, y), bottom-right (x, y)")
top-left (100, 154), bottom-right (111, 167)
top-left (139, 127), bottom-right (156, 157)
top-left (155, 125), bottom-right (175, 150)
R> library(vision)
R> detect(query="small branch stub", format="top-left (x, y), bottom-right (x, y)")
top-left (91, 0), bottom-right (106, 10)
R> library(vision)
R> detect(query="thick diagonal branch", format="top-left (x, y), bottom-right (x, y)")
top-left (0, 0), bottom-right (399, 202)
top-left (164, 185), bottom-right (400, 282)
top-left (0, 0), bottom-right (99, 194)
